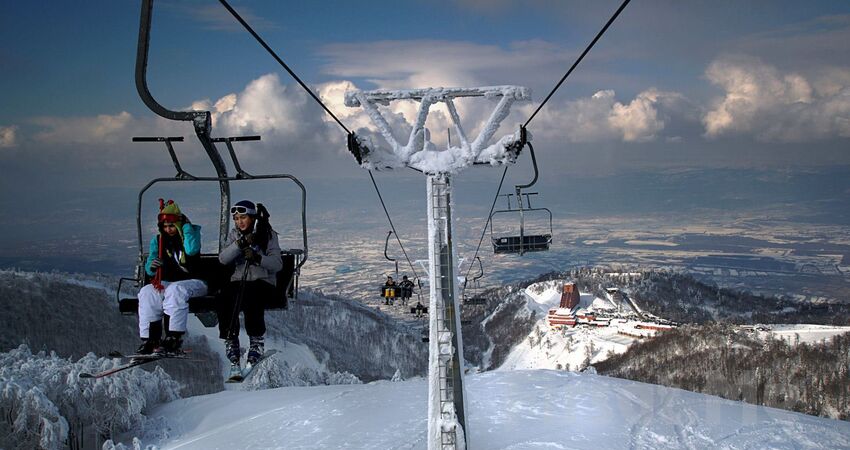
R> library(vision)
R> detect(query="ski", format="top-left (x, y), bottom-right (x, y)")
top-left (79, 353), bottom-right (190, 379)
top-left (225, 349), bottom-right (278, 383)
top-left (107, 349), bottom-right (192, 359)
top-left (225, 364), bottom-right (244, 383)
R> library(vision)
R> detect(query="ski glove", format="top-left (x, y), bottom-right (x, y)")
top-left (150, 258), bottom-right (163, 269)
top-left (242, 247), bottom-right (261, 264)
top-left (237, 233), bottom-right (255, 249)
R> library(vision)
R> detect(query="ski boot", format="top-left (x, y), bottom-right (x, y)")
top-left (247, 336), bottom-right (264, 366)
top-left (137, 320), bottom-right (164, 356)
top-left (224, 338), bottom-right (243, 381)
top-left (225, 338), bottom-right (241, 364)
top-left (227, 362), bottom-right (243, 381)
top-left (160, 331), bottom-right (184, 355)
top-left (136, 338), bottom-right (160, 355)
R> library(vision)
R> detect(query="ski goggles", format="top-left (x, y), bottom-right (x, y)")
top-left (230, 205), bottom-right (257, 216)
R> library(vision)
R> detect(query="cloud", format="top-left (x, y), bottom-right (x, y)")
top-left (732, 15), bottom-right (850, 74)
top-left (0, 126), bottom-right (17, 148)
top-left (166, 3), bottom-right (277, 33)
top-left (319, 39), bottom-right (699, 147)
top-left (33, 111), bottom-right (135, 145)
top-left (703, 55), bottom-right (850, 142)
top-left (320, 39), bottom-right (576, 92)
top-left (29, 74), bottom-right (334, 150)
top-left (520, 88), bottom-right (688, 143)
top-left (210, 73), bottom-right (341, 155)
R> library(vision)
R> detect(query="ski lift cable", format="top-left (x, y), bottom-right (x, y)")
top-left (523, 0), bottom-right (632, 128)
top-left (460, 165), bottom-right (509, 299)
top-left (218, 0), bottom-right (351, 135)
top-left (220, 0), bottom-right (427, 291)
top-left (368, 170), bottom-right (422, 285)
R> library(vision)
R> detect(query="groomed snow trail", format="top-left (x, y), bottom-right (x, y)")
top-left (144, 370), bottom-right (850, 449)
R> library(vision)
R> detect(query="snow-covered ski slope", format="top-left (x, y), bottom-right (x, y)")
top-left (760, 324), bottom-right (850, 345)
top-left (499, 281), bottom-right (642, 371)
top-left (499, 281), bottom-right (850, 372)
top-left (141, 370), bottom-right (850, 449)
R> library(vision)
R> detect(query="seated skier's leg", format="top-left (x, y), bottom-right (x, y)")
top-left (243, 281), bottom-right (274, 365)
top-left (137, 284), bottom-right (165, 354)
top-left (216, 282), bottom-right (243, 365)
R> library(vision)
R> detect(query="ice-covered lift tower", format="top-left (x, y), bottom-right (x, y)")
top-left (345, 86), bottom-right (531, 450)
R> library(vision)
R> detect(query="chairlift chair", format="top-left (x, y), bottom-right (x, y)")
top-left (382, 230), bottom-right (421, 306)
top-left (118, 2), bottom-right (307, 327)
top-left (462, 256), bottom-right (487, 305)
top-left (380, 230), bottom-right (399, 300)
top-left (488, 142), bottom-right (552, 255)
top-left (116, 136), bottom-right (309, 326)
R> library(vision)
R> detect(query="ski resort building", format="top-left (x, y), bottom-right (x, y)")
top-left (546, 283), bottom-right (674, 334)
top-left (546, 282), bottom-right (581, 328)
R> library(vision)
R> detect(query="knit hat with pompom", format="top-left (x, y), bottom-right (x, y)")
top-left (157, 199), bottom-right (184, 240)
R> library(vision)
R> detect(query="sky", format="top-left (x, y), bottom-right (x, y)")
top-left (1, 0), bottom-right (849, 265)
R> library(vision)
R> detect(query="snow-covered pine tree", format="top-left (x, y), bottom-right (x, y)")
top-left (0, 345), bottom-right (179, 449)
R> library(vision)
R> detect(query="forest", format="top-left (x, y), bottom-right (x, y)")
top-left (595, 324), bottom-right (850, 421)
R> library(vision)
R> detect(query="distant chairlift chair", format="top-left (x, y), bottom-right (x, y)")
top-left (462, 256), bottom-right (487, 305)
top-left (460, 256), bottom-right (487, 326)
top-left (489, 143), bottom-right (552, 255)
top-left (380, 230), bottom-right (399, 302)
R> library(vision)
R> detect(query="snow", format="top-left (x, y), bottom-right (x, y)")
top-left (135, 370), bottom-right (850, 449)
top-left (345, 86), bottom-right (530, 174)
top-left (185, 312), bottom-right (325, 383)
top-left (759, 324), bottom-right (850, 345)
top-left (499, 282), bottom-right (666, 372)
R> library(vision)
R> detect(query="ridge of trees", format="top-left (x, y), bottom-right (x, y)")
top-left (595, 324), bottom-right (850, 421)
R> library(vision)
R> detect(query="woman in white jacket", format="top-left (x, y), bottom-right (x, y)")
top-left (217, 200), bottom-right (282, 375)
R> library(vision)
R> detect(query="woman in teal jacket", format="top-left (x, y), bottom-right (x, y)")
top-left (137, 199), bottom-right (207, 355)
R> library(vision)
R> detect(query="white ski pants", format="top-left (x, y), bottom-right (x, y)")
top-left (138, 279), bottom-right (207, 338)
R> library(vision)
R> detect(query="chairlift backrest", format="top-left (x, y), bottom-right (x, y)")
top-left (489, 193), bottom-right (553, 254)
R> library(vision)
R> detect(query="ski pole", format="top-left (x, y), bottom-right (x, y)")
top-left (152, 198), bottom-right (165, 291)
top-left (226, 261), bottom-right (251, 340)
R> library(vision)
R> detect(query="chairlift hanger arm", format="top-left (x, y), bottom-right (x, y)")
top-left (136, 1), bottom-right (208, 128)
top-left (473, 256), bottom-right (484, 283)
top-left (136, 0), bottom-right (230, 249)
top-left (384, 231), bottom-right (397, 263)
top-left (383, 230), bottom-right (399, 277)
top-left (515, 141), bottom-right (539, 192)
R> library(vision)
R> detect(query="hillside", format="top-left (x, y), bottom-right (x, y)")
top-left (115, 370), bottom-right (850, 449)
top-left (0, 270), bottom-right (426, 392)
top-left (595, 323), bottom-right (850, 421)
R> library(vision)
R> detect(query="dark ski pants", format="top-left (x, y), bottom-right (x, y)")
top-left (216, 280), bottom-right (275, 339)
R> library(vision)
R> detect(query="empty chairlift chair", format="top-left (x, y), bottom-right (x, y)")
top-left (462, 256), bottom-right (487, 305)
top-left (488, 142), bottom-right (552, 255)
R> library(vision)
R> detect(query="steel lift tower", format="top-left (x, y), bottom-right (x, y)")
top-left (345, 86), bottom-right (530, 449)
